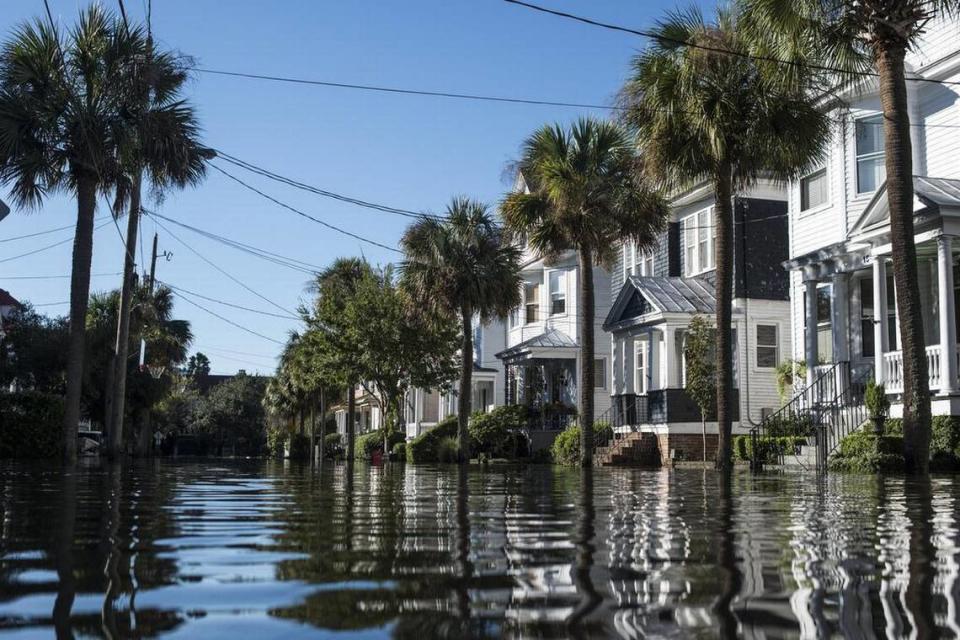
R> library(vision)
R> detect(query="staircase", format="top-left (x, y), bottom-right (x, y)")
top-left (594, 432), bottom-right (660, 467)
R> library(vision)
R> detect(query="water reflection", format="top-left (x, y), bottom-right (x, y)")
top-left (0, 462), bottom-right (957, 638)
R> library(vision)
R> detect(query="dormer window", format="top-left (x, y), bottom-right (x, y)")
top-left (855, 115), bottom-right (885, 194)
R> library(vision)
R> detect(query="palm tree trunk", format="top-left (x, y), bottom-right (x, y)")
top-left (877, 44), bottom-right (930, 474)
top-left (714, 164), bottom-right (735, 471)
top-left (62, 172), bottom-right (98, 463)
top-left (578, 247), bottom-right (595, 467)
top-left (318, 389), bottom-right (326, 467)
top-left (346, 385), bottom-right (356, 461)
top-left (310, 397), bottom-right (316, 465)
top-left (106, 175), bottom-right (142, 460)
top-left (458, 303), bottom-right (474, 463)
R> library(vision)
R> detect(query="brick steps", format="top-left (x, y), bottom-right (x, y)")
top-left (594, 432), bottom-right (660, 467)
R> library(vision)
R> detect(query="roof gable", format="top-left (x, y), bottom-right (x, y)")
top-left (603, 276), bottom-right (716, 330)
top-left (848, 176), bottom-right (960, 238)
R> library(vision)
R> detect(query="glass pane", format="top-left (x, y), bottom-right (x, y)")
top-left (816, 287), bottom-right (832, 324)
top-left (685, 220), bottom-right (696, 274)
top-left (757, 346), bottom-right (777, 368)
top-left (856, 115), bottom-right (884, 156)
top-left (551, 297), bottom-right (565, 315)
top-left (861, 318), bottom-right (875, 357)
top-left (860, 277), bottom-right (874, 317)
top-left (801, 168), bottom-right (828, 210)
top-left (594, 359), bottom-right (605, 388)
top-left (857, 156), bottom-right (885, 193)
top-left (757, 324), bottom-right (777, 347)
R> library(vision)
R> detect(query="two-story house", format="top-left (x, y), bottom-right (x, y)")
top-left (784, 14), bottom-right (960, 417)
top-left (602, 181), bottom-right (792, 462)
top-left (495, 242), bottom-right (612, 436)
top-left (403, 317), bottom-right (507, 440)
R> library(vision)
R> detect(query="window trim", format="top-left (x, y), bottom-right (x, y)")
top-left (548, 269), bottom-right (567, 317)
top-left (634, 342), bottom-right (646, 394)
top-left (755, 323), bottom-right (779, 369)
top-left (681, 206), bottom-right (716, 276)
top-left (799, 166), bottom-right (830, 214)
top-left (854, 113), bottom-right (885, 196)
top-left (593, 357), bottom-right (608, 390)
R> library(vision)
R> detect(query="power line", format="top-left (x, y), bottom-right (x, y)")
top-left (0, 217), bottom-right (105, 243)
top-left (158, 280), bottom-right (301, 320)
top-left (30, 300), bottom-right (69, 307)
top-left (168, 288), bottom-right (284, 345)
top-left (147, 211), bottom-right (324, 274)
top-left (190, 67), bottom-right (617, 110)
top-left (0, 221), bottom-right (112, 264)
top-left (199, 345), bottom-right (279, 360)
top-left (215, 151), bottom-right (443, 221)
top-left (208, 163), bottom-right (401, 253)
top-left (3, 272), bottom-right (121, 280)
top-left (144, 210), bottom-right (298, 315)
top-left (502, 0), bottom-right (960, 88)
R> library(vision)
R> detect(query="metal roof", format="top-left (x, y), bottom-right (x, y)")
top-left (495, 328), bottom-right (577, 359)
top-left (914, 176), bottom-right (960, 207)
top-left (629, 276), bottom-right (716, 314)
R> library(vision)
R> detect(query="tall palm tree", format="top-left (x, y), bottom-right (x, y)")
top-left (621, 6), bottom-right (829, 470)
top-left (105, 26), bottom-right (208, 458)
top-left (500, 118), bottom-right (667, 467)
top-left (0, 7), bottom-right (143, 461)
top-left (741, 1), bottom-right (960, 474)
top-left (400, 198), bottom-right (522, 463)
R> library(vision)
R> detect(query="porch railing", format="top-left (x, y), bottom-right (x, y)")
top-left (881, 345), bottom-right (958, 393)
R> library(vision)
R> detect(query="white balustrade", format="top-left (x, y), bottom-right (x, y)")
top-left (880, 346), bottom-right (949, 394)
top-left (927, 345), bottom-right (942, 390)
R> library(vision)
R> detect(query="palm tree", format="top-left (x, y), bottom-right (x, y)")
top-left (0, 7), bottom-right (144, 461)
top-left (400, 199), bottom-right (522, 463)
top-left (741, 1), bottom-right (959, 474)
top-left (620, 6), bottom-right (829, 470)
top-left (104, 26), bottom-right (209, 459)
top-left (500, 119), bottom-right (667, 467)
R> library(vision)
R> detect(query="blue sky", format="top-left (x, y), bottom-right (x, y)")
top-left (1, 0), bottom-right (711, 374)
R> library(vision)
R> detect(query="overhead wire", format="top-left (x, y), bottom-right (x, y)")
top-left (0, 220), bottom-right (112, 264)
top-left (168, 288), bottom-right (284, 345)
top-left (157, 280), bottom-right (301, 320)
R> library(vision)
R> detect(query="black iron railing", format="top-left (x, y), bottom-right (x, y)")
top-left (594, 395), bottom-right (649, 452)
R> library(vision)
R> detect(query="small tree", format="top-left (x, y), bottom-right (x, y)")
top-left (684, 315), bottom-right (716, 462)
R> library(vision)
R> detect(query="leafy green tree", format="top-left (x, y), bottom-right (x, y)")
top-left (621, 6), bottom-right (829, 470)
top-left (0, 7), bottom-right (184, 461)
top-left (0, 304), bottom-right (68, 393)
top-left (741, 0), bottom-right (958, 473)
top-left (500, 118), bottom-right (667, 467)
top-left (684, 315), bottom-right (716, 462)
top-left (401, 198), bottom-right (522, 463)
top-left (195, 373), bottom-right (268, 456)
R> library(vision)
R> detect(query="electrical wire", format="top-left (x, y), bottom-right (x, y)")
top-left (0, 221), bottom-right (112, 264)
top-left (0, 217), bottom-right (105, 243)
top-left (168, 288), bottom-right (284, 345)
top-left (4, 272), bottom-right (121, 280)
top-left (157, 280), bottom-right (301, 320)
top-left (208, 163), bottom-right (401, 253)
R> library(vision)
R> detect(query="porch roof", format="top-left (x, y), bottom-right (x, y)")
top-left (495, 328), bottom-right (577, 361)
top-left (603, 276), bottom-right (715, 331)
top-left (848, 175), bottom-right (960, 238)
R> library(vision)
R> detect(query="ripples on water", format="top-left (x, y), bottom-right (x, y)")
top-left (0, 461), bottom-right (956, 638)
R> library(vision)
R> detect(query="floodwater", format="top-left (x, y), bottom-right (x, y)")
top-left (0, 461), bottom-right (956, 639)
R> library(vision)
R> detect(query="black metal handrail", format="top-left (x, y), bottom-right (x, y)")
top-left (594, 395), bottom-right (648, 452)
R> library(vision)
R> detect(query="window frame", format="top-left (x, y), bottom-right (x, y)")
top-left (634, 342), bottom-right (646, 394)
top-left (755, 323), bottom-right (779, 369)
top-left (548, 270), bottom-right (567, 316)
top-left (800, 166), bottom-right (829, 213)
top-left (593, 357), bottom-right (607, 390)
top-left (682, 206), bottom-right (716, 276)
top-left (524, 279), bottom-right (541, 324)
top-left (855, 114), bottom-right (886, 196)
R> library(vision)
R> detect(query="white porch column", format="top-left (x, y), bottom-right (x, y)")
top-left (611, 335), bottom-right (623, 395)
top-left (647, 329), bottom-right (661, 391)
top-left (873, 257), bottom-right (889, 384)
top-left (414, 389), bottom-right (423, 425)
top-left (623, 335), bottom-right (636, 394)
top-left (805, 278), bottom-right (819, 385)
top-left (831, 272), bottom-right (850, 363)
top-left (938, 235), bottom-right (958, 394)
top-left (664, 326), bottom-right (679, 388)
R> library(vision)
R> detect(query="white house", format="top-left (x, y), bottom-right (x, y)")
top-left (784, 13), bottom-right (960, 416)
top-left (603, 181), bottom-right (793, 462)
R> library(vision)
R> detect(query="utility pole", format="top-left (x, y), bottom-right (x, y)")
top-left (149, 232), bottom-right (159, 292)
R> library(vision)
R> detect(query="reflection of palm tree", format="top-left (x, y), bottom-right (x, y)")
top-left (567, 469), bottom-right (601, 633)
top-left (714, 474), bottom-right (741, 639)
top-left (455, 465), bottom-right (473, 626)
top-left (905, 478), bottom-right (935, 637)
top-left (53, 470), bottom-right (77, 640)
top-left (101, 463), bottom-right (122, 639)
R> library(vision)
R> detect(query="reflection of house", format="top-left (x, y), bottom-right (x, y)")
top-left (603, 182), bottom-right (792, 461)
top-left (404, 318), bottom-right (506, 440)
top-left (784, 15), bottom-right (960, 416)
top-left (496, 244), bottom-right (612, 433)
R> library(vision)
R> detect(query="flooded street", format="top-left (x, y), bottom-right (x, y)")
top-left (0, 461), bottom-right (956, 638)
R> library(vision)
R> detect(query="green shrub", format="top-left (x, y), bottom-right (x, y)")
top-left (323, 432), bottom-right (343, 459)
top-left (437, 436), bottom-right (460, 463)
top-left (594, 421), bottom-right (613, 446)
top-left (883, 418), bottom-right (903, 436)
top-left (864, 379), bottom-right (890, 419)
top-left (829, 451), bottom-right (905, 473)
top-left (837, 432), bottom-right (901, 458)
top-left (354, 429), bottom-right (405, 459)
top-left (733, 435), bottom-right (750, 462)
top-left (469, 405), bottom-right (528, 459)
top-left (732, 435), bottom-right (806, 463)
top-left (763, 413), bottom-right (815, 438)
top-left (829, 429), bottom-right (905, 473)
top-left (391, 441), bottom-right (406, 460)
top-left (266, 427), bottom-right (286, 459)
top-left (931, 416), bottom-right (960, 455)
top-left (406, 416), bottom-right (459, 463)
top-left (550, 423), bottom-right (612, 465)
top-left (288, 433), bottom-right (310, 461)
top-left (0, 392), bottom-right (64, 458)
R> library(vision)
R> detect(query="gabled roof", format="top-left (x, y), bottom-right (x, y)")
top-left (603, 276), bottom-right (715, 330)
top-left (0, 288), bottom-right (22, 308)
top-left (848, 176), bottom-right (960, 238)
top-left (495, 328), bottom-right (577, 360)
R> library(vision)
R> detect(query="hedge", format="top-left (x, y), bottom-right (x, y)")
top-left (355, 429), bottom-right (404, 460)
top-left (550, 423), bottom-right (613, 466)
top-left (732, 435), bottom-right (806, 464)
top-left (323, 433), bottom-right (343, 459)
top-left (0, 392), bottom-right (64, 459)
top-left (828, 429), bottom-right (905, 473)
top-left (406, 416), bottom-right (458, 463)
top-left (763, 413), bottom-right (815, 438)
top-left (469, 405), bottom-right (528, 459)
top-left (288, 433), bottom-right (311, 461)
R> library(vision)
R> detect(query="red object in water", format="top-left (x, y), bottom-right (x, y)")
top-left (371, 450), bottom-right (383, 465)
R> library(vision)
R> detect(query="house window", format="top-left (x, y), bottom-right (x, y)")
top-left (800, 167), bottom-right (828, 211)
top-left (682, 207), bottom-right (715, 275)
top-left (756, 324), bottom-right (778, 368)
top-left (803, 285), bottom-right (833, 362)
top-left (594, 358), bottom-right (606, 389)
top-left (860, 277), bottom-right (875, 358)
top-left (549, 271), bottom-right (566, 315)
top-left (635, 343), bottom-right (646, 394)
top-left (509, 305), bottom-right (519, 328)
top-left (638, 250), bottom-right (655, 276)
top-left (524, 280), bottom-right (540, 324)
top-left (856, 115), bottom-right (885, 194)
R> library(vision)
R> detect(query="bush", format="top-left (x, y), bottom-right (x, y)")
top-left (391, 441), bottom-right (406, 460)
top-left (828, 429), bottom-right (905, 473)
top-left (732, 435), bottom-right (806, 463)
top-left (288, 433), bottom-right (310, 461)
top-left (469, 405), bottom-right (528, 459)
top-left (323, 432), bottom-right (343, 459)
top-left (406, 416), bottom-right (459, 463)
top-left (883, 418), bottom-right (903, 436)
top-left (437, 436), bottom-right (460, 463)
top-left (594, 421), bottom-right (613, 446)
top-left (354, 429), bottom-right (405, 460)
top-left (266, 427), bottom-right (286, 459)
top-left (829, 451), bottom-right (905, 473)
top-left (763, 413), bottom-right (815, 438)
top-left (0, 392), bottom-right (64, 458)
top-left (931, 415), bottom-right (960, 455)
top-left (550, 423), bottom-right (612, 466)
